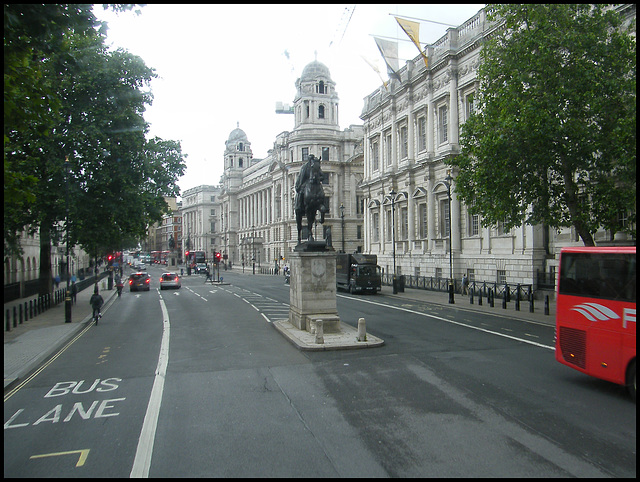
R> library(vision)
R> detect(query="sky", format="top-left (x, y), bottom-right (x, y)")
top-left (93, 4), bottom-right (485, 198)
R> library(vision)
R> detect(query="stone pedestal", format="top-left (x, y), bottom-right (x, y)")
top-left (288, 249), bottom-right (341, 333)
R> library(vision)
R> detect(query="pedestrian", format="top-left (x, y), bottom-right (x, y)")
top-left (204, 267), bottom-right (211, 283)
top-left (71, 281), bottom-right (78, 304)
top-left (462, 274), bottom-right (469, 295)
top-left (54, 274), bottom-right (60, 288)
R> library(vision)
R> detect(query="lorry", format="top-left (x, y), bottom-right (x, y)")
top-left (336, 253), bottom-right (382, 294)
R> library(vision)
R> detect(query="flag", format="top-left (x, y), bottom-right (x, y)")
top-left (374, 37), bottom-right (401, 82)
top-left (360, 54), bottom-right (389, 91)
top-left (395, 17), bottom-right (429, 69)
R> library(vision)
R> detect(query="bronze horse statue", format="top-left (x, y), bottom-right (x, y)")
top-left (295, 155), bottom-right (327, 244)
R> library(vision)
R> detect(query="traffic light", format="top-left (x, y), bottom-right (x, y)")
top-left (185, 250), bottom-right (189, 257)
top-left (214, 251), bottom-right (222, 263)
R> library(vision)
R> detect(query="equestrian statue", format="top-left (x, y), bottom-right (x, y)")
top-left (295, 154), bottom-right (328, 245)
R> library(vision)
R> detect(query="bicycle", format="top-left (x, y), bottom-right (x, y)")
top-left (92, 308), bottom-right (102, 325)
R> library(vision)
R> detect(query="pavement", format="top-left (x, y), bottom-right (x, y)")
top-left (4, 270), bottom-right (556, 392)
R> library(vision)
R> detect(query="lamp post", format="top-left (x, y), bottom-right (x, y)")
top-left (444, 170), bottom-right (454, 304)
top-left (64, 156), bottom-right (72, 322)
top-left (389, 189), bottom-right (397, 294)
top-left (340, 203), bottom-right (345, 253)
top-left (252, 225), bottom-right (256, 275)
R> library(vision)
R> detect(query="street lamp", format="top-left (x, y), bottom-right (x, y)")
top-left (443, 170), bottom-right (454, 304)
top-left (340, 203), bottom-right (345, 253)
top-left (389, 189), bottom-right (397, 294)
top-left (252, 225), bottom-right (256, 275)
top-left (64, 156), bottom-right (72, 322)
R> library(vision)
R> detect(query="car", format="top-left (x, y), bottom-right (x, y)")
top-left (129, 272), bottom-right (151, 291)
top-left (195, 263), bottom-right (207, 274)
top-left (159, 272), bottom-right (181, 290)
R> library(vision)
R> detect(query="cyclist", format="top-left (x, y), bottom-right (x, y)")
top-left (90, 286), bottom-right (104, 324)
top-left (115, 273), bottom-right (124, 297)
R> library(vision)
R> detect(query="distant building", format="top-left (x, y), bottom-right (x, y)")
top-left (216, 60), bottom-right (365, 268)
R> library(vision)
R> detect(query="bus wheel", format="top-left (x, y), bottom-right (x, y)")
top-left (627, 360), bottom-right (636, 403)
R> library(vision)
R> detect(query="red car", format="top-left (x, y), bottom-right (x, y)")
top-left (129, 272), bottom-right (151, 291)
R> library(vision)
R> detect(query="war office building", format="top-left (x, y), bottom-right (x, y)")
top-left (217, 60), bottom-right (365, 269)
top-left (360, 5), bottom-right (635, 294)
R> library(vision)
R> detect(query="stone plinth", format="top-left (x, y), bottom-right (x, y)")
top-left (288, 249), bottom-right (341, 333)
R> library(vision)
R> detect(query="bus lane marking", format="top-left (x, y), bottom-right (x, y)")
top-left (130, 297), bottom-right (170, 478)
top-left (30, 449), bottom-right (90, 468)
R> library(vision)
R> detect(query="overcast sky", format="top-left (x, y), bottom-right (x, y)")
top-left (93, 4), bottom-right (485, 197)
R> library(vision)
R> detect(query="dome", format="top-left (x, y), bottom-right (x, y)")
top-left (300, 60), bottom-right (332, 82)
top-left (228, 126), bottom-right (247, 142)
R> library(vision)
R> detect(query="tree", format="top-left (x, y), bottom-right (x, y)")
top-left (4, 4), bottom-right (186, 294)
top-left (449, 4), bottom-right (636, 246)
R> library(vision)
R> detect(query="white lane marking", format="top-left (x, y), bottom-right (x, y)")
top-left (130, 298), bottom-right (170, 477)
top-left (338, 295), bottom-right (554, 351)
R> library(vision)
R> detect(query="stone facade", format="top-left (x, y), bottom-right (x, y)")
top-left (359, 5), bottom-right (636, 293)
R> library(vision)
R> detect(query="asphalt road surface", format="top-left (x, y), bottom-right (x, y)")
top-left (4, 266), bottom-right (636, 477)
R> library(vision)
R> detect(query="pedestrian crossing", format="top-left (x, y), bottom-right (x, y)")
top-left (224, 287), bottom-right (289, 323)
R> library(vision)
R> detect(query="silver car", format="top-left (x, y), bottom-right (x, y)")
top-left (159, 272), bottom-right (181, 290)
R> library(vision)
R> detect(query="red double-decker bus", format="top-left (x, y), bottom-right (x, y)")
top-left (555, 246), bottom-right (636, 401)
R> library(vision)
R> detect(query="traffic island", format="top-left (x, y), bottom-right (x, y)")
top-left (272, 318), bottom-right (384, 351)
top-left (278, 244), bottom-right (384, 351)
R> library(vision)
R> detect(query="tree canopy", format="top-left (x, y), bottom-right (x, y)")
top-left (448, 4), bottom-right (636, 246)
top-left (4, 4), bottom-right (186, 292)
top-left (4, 4), bottom-right (186, 293)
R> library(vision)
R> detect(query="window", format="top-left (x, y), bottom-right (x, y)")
top-left (386, 209), bottom-right (393, 241)
top-left (439, 105), bottom-right (448, 143)
top-left (440, 199), bottom-right (450, 237)
top-left (238, 142), bottom-right (244, 152)
top-left (318, 105), bottom-right (325, 119)
top-left (465, 92), bottom-right (476, 120)
top-left (497, 270), bottom-right (507, 285)
top-left (418, 203), bottom-right (427, 238)
top-left (399, 125), bottom-right (408, 159)
top-left (385, 131), bottom-right (392, 166)
top-left (357, 225), bottom-right (362, 239)
top-left (239, 158), bottom-right (243, 168)
top-left (356, 196), bottom-right (364, 215)
top-left (372, 212), bottom-right (380, 242)
top-left (321, 147), bottom-right (329, 161)
top-left (400, 207), bottom-right (408, 239)
top-left (469, 212), bottom-right (479, 236)
top-left (418, 117), bottom-right (427, 151)
top-left (371, 141), bottom-right (380, 171)
top-left (302, 147), bottom-right (309, 161)
top-left (317, 81), bottom-right (326, 94)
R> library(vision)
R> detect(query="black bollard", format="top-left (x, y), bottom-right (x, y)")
top-left (489, 288), bottom-right (494, 307)
top-left (544, 295), bottom-right (549, 316)
top-left (529, 294), bottom-right (534, 313)
top-left (24, 302), bottom-right (28, 321)
top-left (470, 287), bottom-right (474, 304)
top-left (13, 306), bottom-right (18, 328)
top-left (478, 288), bottom-right (482, 306)
top-left (6, 309), bottom-right (10, 332)
top-left (515, 284), bottom-right (520, 311)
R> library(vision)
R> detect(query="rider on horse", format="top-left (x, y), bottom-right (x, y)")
top-left (295, 154), bottom-right (327, 243)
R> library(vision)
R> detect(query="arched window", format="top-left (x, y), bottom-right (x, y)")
top-left (318, 104), bottom-right (325, 119)
top-left (238, 142), bottom-right (244, 152)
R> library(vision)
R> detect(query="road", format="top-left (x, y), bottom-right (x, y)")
top-left (4, 265), bottom-right (636, 477)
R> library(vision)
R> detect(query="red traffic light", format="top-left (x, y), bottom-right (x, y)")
top-left (214, 251), bottom-right (222, 262)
